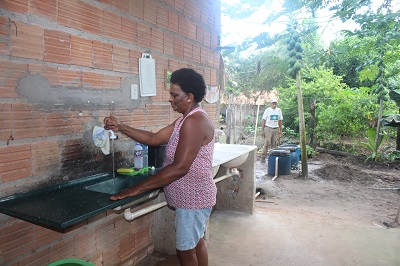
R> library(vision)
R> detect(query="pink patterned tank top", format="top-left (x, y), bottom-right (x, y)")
top-left (163, 107), bottom-right (217, 209)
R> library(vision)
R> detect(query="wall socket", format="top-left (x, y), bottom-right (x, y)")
top-left (131, 84), bottom-right (138, 100)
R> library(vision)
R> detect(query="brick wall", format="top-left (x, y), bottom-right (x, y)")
top-left (0, 0), bottom-right (221, 265)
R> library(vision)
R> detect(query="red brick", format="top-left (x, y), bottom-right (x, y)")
top-left (18, 247), bottom-right (51, 266)
top-left (111, 0), bottom-right (130, 13)
top-left (119, 234), bottom-right (135, 262)
top-left (192, 44), bottom-right (201, 62)
top-left (134, 227), bottom-right (151, 251)
top-left (82, 71), bottom-right (102, 88)
top-left (0, 61), bottom-right (28, 98)
top-left (0, 221), bottom-right (36, 261)
top-left (168, 11), bottom-right (179, 33)
top-left (75, 229), bottom-right (96, 258)
top-left (113, 45), bottom-right (130, 73)
top-left (31, 140), bottom-right (59, 175)
top-left (129, 49), bottom-right (141, 74)
top-left (45, 126), bottom-right (74, 137)
top-left (0, 103), bottom-right (12, 139)
top-left (204, 30), bottom-right (211, 47)
top-left (0, 16), bottom-right (11, 55)
top-left (71, 35), bottom-right (93, 67)
top-left (29, 0), bottom-right (57, 21)
top-left (211, 33), bottom-right (218, 48)
top-left (129, 0), bottom-right (144, 20)
top-left (174, 0), bottom-right (184, 12)
top-left (44, 30), bottom-right (71, 64)
top-left (13, 126), bottom-right (46, 140)
top-left (0, 0), bottom-right (28, 13)
top-left (200, 9), bottom-right (208, 24)
top-left (58, 0), bottom-right (82, 31)
top-left (186, 1), bottom-right (201, 21)
top-left (200, 47), bottom-right (208, 64)
top-left (58, 68), bottom-right (82, 87)
top-left (95, 219), bottom-right (116, 250)
top-left (11, 102), bottom-right (33, 111)
top-left (35, 225), bottom-right (63, 247)
top-left (103, 246), bottom-right (121, 266)
top-left (151, 28), bottom-right (163, 52)
top-left (121, 17), bottom-right (138, 44)
top-left (92, 41), bottom-right (113, 70)
top-left (186, 19), bottom-right (197, 41)
top-left (50, 237), bottom-right (75, 263)
top-left (137, 23), bottom-right (151, 48)
top-left (144, 1), bottom-right (157, 25)
top-left (183, 40), bottom-right (193, 60)
top-left (102, 74), bottom-right (121, 89)
top-left (173, 37), bottom-right (183, 58)
top-left (11, 21), bottom-right (43, 60)
top-left (157, 5), bottom-right (168, 28)
top-left (196, 25), bottom-right (204, 44)
top-left (103, 10), bottom-right (121, 39)
top-left (163, 34), bottom-right (174, 55)
top-left (81, 2), bottom-right (103, 35)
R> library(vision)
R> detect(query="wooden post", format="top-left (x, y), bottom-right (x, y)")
top-left (296, 71), bottom-right (308, 178)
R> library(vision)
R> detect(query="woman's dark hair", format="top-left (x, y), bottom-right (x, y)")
top-left (170, 68), bottom-right (206, 102)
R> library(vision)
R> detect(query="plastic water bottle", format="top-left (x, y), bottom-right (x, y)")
top-left (142, 144), bottom-right (148, 168)
top-left (134, 143), bottom-right (143, 170)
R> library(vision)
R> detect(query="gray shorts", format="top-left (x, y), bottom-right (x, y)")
top-left (175, 208), bottom-right (212, 251)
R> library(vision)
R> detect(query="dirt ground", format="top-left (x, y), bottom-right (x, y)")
top-left (255, 151), bottom-right (400, 228)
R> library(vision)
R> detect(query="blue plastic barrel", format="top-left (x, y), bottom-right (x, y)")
top-left (278, 144), bottom-right (299, 169)
top-left (267, 149), bottom-right (291, 176)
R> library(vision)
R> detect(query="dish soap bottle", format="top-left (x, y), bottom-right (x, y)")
top-left (134, 143), bottom-right (143, 170)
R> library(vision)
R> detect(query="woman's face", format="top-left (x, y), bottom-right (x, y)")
top-left (169, 83), bottom-right (191, 113)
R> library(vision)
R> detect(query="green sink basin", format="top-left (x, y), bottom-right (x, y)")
top-left (85, 175), bottom-right (149, 195)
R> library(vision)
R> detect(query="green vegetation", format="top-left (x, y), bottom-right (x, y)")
top-left (221, 0), bottom-right (400, 162)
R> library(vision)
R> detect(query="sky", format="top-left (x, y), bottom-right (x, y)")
top-left (220, 0), bottom-right (399, 48)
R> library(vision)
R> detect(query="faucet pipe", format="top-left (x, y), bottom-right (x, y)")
top-left (122, 172), bottom-right (235, 221)
top-left (271, 157), bottom-right (279, 181)
top-left (105, 129), bottom-right (117, 139)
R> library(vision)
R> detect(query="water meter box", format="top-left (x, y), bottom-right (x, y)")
top-left (268, 149), bottom-right (291, 176)
top-left (278, 144), bottom-right (300, 169)
top-left (148, 145), bottom-right (166, 168)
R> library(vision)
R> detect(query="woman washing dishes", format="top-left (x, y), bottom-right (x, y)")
top-left (104, 68), bottom-right (216, 266)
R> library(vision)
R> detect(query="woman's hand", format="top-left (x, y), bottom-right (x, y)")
top-left (104, 113), bottom-right (121, 132)
top-left (110, 185), bottom-right (143, 201)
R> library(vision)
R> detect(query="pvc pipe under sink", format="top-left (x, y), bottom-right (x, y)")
top-left (271, 157), bottom-right (279, 181)
top-left (122, 173), bottom-right (234, 221)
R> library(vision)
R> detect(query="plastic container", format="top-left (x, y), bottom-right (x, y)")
top-left (134, 143), bottom-right (143, 170)
top-left (48, 258), bottom-right (94, 266)
top-left (148, 145), bottom-right (166, 168)
top-left (267, 149), bottom-right (291, 176)
top-left (278, 144), bottom-right (299, 169)
top-left (143, 145), bottom-right (148, 168)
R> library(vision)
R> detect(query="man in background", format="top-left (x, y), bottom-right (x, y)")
top-left (260, 99), bottom-right (283, 162)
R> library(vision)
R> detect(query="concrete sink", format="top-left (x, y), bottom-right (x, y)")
top-left (213, 143), bottom-right (257, 168)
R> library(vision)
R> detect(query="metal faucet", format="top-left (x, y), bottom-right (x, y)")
top-left (105, 130), bottom-right (117, 139)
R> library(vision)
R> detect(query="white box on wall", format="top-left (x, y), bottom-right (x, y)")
top-left (139, 53), bottom-right (156, 97)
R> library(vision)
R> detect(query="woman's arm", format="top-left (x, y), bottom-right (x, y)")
top-left (104, 113), bottom-right (174, 146)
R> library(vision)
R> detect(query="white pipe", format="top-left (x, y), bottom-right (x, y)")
top-left (272, 157), bottom-right (279, 181)
top-left (255, 191), bottom-right (260, 198)
top-left (213, 174), bottom-right (230, 183)
top-left (253, 103), bottom-right (260, 145)
top-left (123, 173), bottom-right (234, 221)
top-left (123, 201), bottom-right (168, 221)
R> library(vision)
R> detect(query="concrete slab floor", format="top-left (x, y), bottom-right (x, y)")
top-left (137, 209), bottom-right (400, 266)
